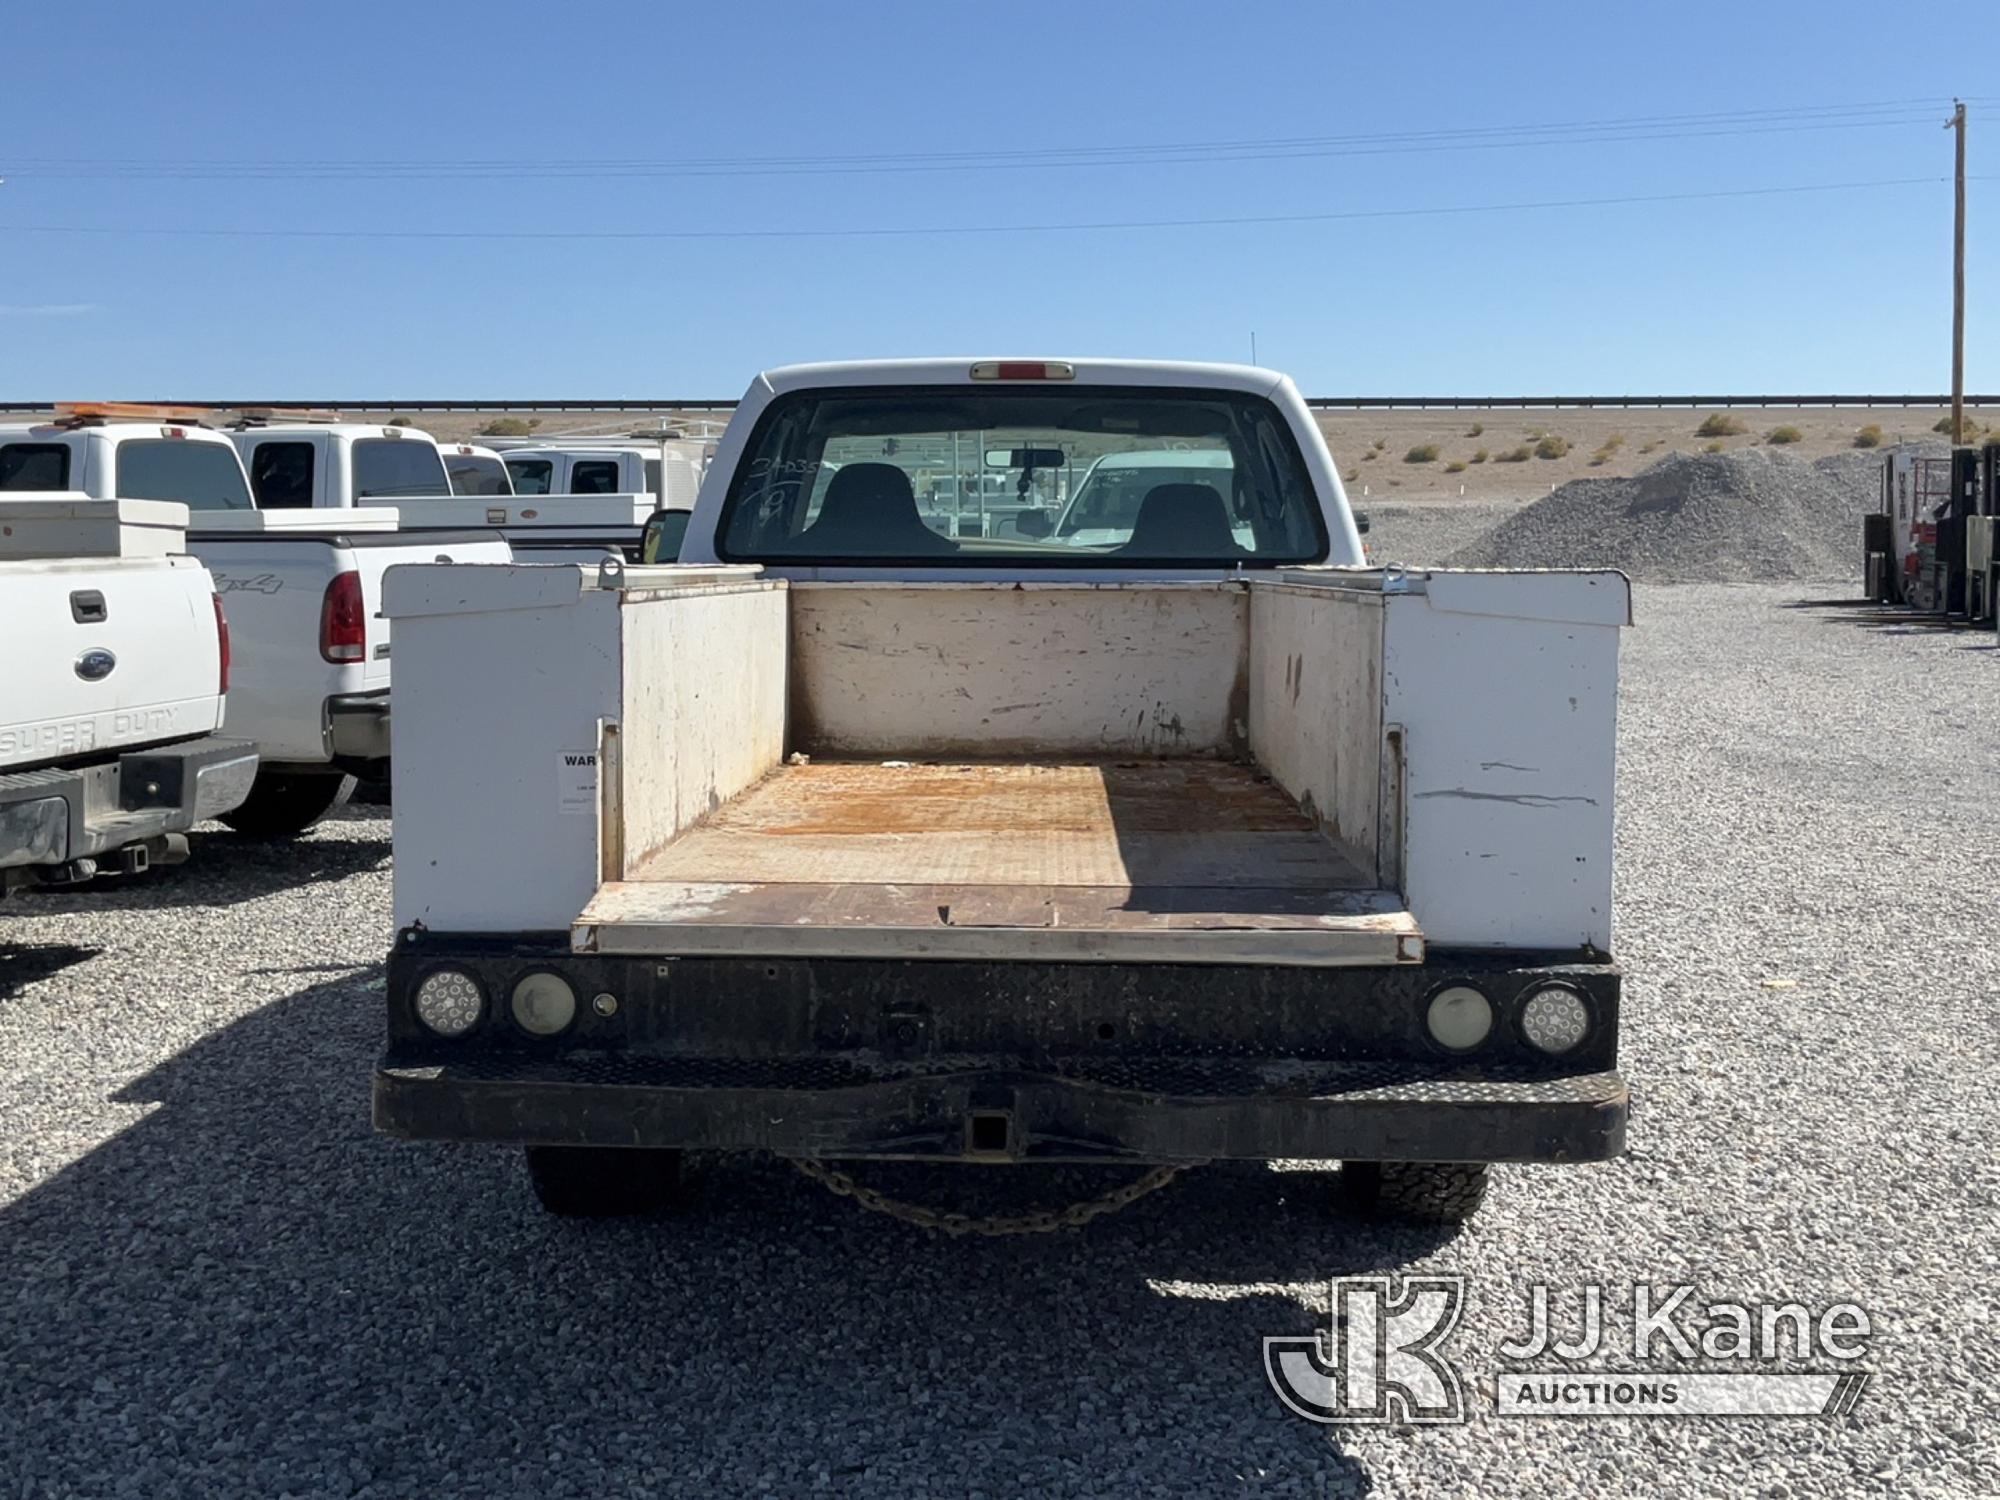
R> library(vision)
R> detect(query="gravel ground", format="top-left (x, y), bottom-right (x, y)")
top-left (2, 585), bottom-right (1996, 1497)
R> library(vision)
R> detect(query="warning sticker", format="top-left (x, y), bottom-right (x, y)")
top-left (557, 750), bottom-right (598, 815)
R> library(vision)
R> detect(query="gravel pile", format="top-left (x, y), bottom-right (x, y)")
top-left (1445, 447), bottom-right (1887, 581)
top-left (1, 588), bottom-right (1995, 1496)
top-left (1361, 500), bottom-right (1520, 566)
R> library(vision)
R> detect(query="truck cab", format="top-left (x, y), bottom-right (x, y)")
top-left (231, 421), bottom-right (453, 509)
top-left (0, 407), bottom-right (256, 513)
top-left (376, 359), bottom-right (1631, 1228)
top-left (497, 439), bottom-right (705, 509)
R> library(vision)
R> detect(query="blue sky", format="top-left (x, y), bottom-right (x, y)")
top-left (0, 0), bottom-right (1990, 398)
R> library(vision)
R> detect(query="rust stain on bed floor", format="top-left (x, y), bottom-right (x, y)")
top-left (717, 760), bottom-right (1316, 839)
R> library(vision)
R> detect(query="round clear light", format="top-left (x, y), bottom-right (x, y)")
top-left (511, 972), bottom-right (577, 1037)
top-left (1521, 986), bottom-right (1591, 1054)
top-left (1425, 986), bottom-right (1493, 1051)
top-left (414, 969), bottom-right (482, 1038)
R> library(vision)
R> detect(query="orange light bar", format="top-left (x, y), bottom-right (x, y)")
top-left (54, 401), bottom-right (214, 425)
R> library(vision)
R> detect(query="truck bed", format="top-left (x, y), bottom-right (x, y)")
top-left (577, 760), bottom-right (1419, 966)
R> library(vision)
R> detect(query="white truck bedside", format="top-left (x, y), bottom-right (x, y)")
top-left (0, 495), bottom-right (257, 890)
top-left (190, 508), bottom-right (509, 831)
top-left (375, 358), bottom-right (1632, 1228)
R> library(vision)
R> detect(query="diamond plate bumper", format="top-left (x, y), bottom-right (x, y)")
top-left (374, 938), bottom-right (1627, 1164)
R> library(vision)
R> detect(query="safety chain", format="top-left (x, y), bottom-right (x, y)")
top-left (789, 1156), bottom-right (1204, 1236)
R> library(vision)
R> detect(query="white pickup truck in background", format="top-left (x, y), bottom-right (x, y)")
top-left (374, 357), bottom-right (1632, 1227)
top-left (194, 509), bottom-right (508, 829)
top-left (0, 411), bottom-right (509, 833)
top-left (438, 442), bottom-right (514, 496)
top-left (492, 437), bottom-right (707, 510)
top-left (232, 420), bottom-right (658, 563)
top-left (0, 495), bottom-right (256, 890)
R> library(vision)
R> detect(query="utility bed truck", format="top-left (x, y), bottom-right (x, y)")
top-left (0, 495), bottom-right (256, 891)
top-left (375, 359), bottom-right (1631, 1226)
top-left (232, 420), bottom-right (659, 563)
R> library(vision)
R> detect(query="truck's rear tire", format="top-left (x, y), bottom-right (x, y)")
top-left (525, 1145), bottom-right (684, 1218)
top-left (216, 771), bottom-right (355, 837)
top-left (1340, 1161), bottom-right (1490, 1224)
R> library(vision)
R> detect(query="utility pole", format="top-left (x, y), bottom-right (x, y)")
top-left (1949, 100), bottom-right (1967, 444)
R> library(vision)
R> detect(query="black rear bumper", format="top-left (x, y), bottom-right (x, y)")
top-left (376, 1055), bottom-right (1624, 1163)
top-left (374, 937), bottom-right (1626, 1165)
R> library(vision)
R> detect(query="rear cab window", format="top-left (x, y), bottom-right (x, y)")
top-left (0, 443), bottom-right (72, 490)
top-left (248, 441), bottom-right (316, 508)
top-left (506, 458), bottom-right (553, 495)
top-left (444, 454), bottom-right (511, 496)
top-left (716, 386), bottom-right (1326, 566)
top-left (571, 460), bottom-right (621, 494)
top-left (115, 439), bottom-right (253, 509)
top-left (352, 439), bottom-right (450, 499)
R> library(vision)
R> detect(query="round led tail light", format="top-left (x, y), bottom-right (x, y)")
top-left (414, 969), bottom-right (483, 1038)
top-left (1520, 986), bottom-right (1591, 1054)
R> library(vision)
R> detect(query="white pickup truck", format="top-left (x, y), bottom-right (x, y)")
top-left (232, 421), bottom-right (659, 563)
top-left (0, 495), bottom-right (257, 890)
top-left (375, 358), bottom-right (1631, 1228)
top-left (495, 438), bottom-right (707, 510)
top-left (0, 412), bottom-right (509, 833)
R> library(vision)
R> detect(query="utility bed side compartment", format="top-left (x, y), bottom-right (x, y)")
top-left (386, 562), bottom-right (620, 932)
top-left (1385, 569), bottom-right (1629, 950)
top-left (382, 562), bottom-right (768, 932)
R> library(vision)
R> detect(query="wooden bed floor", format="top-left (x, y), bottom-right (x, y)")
top-left (588, 761), bottom-right (1415, 964)
top-left (624, 760), bottom-right (1374, 891)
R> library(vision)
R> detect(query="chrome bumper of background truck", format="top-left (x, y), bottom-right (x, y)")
top-left (0, 736), bottom-right (258, 877)
top-left (326, 691), bottom-right (391, 769)
top-left (374, 937), bottom-right (1626, 1164)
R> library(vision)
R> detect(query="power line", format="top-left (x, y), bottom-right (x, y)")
top-left (0, 99), bottom-right (1964, 182)
top-left (0, 175), bottom-right (1945, 244)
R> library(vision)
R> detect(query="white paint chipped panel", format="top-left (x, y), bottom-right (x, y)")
top-left (788, 584), bottom-right (1249, 756)
top-left (1246, 581), bottom-right (1384, 879)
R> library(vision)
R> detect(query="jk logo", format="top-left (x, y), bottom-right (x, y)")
top-left (1264, 1276), bottom-right (1469, 1425)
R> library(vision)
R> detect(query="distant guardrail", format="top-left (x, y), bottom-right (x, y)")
top-left (0, 394), bottom-right (1992, 415)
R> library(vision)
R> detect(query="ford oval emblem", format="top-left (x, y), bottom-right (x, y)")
top-left (75, 648), bottom-right (117, 681)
